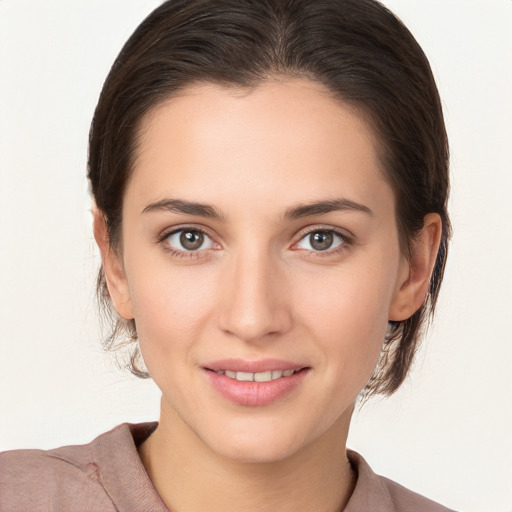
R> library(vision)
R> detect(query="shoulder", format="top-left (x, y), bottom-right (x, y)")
top-left (346, 450), bottom-right (456, 512)
top-left (0, 422), bottom-right (161, 512)
top-left (380, 475), bottom-right (456, 512)
top-left (0, 423), bottom-right (159, 512)
top-left (0, 441), bottom-right (116, 512)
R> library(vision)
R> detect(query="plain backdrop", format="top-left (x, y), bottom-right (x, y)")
top-left (0, 1), bottom-right (511, 511)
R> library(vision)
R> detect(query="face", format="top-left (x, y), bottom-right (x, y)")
top-left (108, 80), bottom-right (411, 463)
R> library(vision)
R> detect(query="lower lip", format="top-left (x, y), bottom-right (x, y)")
top-left (204, 369), bottom-right (309, 406)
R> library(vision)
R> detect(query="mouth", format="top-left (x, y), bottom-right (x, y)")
top-left (203, 359), bottom-right (310, 406)
top-left (204, 365), bottom-right (310, 406)
top-left (207, 368), bottom-right (302, 382)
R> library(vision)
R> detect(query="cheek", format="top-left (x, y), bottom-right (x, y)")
top-left (293, 263), bottom-right (394, 376)
top-left (125, 260), bottom-right (219, 366)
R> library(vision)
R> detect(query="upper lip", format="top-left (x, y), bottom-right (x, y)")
top-left (204, 358), bottom-right (307, 373)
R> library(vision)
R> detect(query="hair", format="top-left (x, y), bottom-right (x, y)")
top-left (88, 0), bottom-right (450, 397)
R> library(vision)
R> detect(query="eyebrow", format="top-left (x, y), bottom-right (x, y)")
top-left (141, 197), bottom-right (372, 220)
top-left (142, 198), bottom-right (225, 220)
top-left (283, 198), bottom-right (373, 220)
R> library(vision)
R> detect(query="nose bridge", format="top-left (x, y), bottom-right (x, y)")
top-left (218, 242), bottom-right (291, 342)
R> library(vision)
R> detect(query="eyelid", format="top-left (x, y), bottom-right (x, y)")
top-left (291, 225), bottom-right (354, 255)
top-left (157, 223), bottom-right (353, 259)
top-left (158, 224), bottom-right (221, 256)
top-left (293, 224), bottom-right (353, 243)
top-left (158, 224), bottom-right (216, 242)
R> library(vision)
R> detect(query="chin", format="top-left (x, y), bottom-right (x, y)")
top-left (197, 419), bottom-right (315, 464)
top-left (215, 436), bottom-right (302, 464)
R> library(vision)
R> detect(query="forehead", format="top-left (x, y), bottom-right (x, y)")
top-left (127, 79), bottom-right (392, 218)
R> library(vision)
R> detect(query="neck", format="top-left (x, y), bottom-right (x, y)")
top-left (138, 400), bottom-right (356, 512)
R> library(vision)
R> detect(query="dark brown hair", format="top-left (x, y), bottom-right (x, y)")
top-left (88, 0), bottom-right (450, 397)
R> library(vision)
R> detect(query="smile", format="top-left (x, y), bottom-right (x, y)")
top-left (204, 364), bottom-right (309, 406)
top-left (215, 369), bottom-right (297, 382)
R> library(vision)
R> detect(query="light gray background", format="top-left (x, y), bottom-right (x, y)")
top-left (0, 1), bottom-right (511, 511)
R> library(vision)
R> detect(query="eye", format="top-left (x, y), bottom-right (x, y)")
top-left (165, 228), bottom-right (217, 252)
top-left (295, 229), bottom-right (346, 252)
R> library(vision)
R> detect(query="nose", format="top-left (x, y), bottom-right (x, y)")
top-left (217, 246), bottom-right (292, 343)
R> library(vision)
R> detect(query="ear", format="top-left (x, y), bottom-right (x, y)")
top-left (92, 208), bottom-right (134, 320)
top-left (389, 213), bottom-right (442, 321)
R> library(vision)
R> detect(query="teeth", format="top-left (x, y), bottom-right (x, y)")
top-left (235, 371), bottom-right (254, 382)
top-left (218, 369), bottom-right (297, 382)
top-left (254, 371), bottom-right (272, 382)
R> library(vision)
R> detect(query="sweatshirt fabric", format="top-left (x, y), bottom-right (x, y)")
top-left (0, 422), bottom-right (454, 512)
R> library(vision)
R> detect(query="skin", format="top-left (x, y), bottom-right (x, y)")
top-left (94, 79), bottom-right (441, 512)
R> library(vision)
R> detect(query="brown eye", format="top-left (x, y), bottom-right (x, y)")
top-left (165, 229), bottom-right (216, 252)
top-left (296, 229), bottom-right (345, 252)
top-left (310, 231), bottom-right (333, 251)
top-left (180, 230), bottom-right (204, 250)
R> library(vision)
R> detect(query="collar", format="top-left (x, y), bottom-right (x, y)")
top-left (91, 422), bottom-right (397, 512)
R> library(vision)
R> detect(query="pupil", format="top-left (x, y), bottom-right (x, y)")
top-left (310, 232), bottom-right (333, 251)
top-left (180, 231), bottom-right (203, 250)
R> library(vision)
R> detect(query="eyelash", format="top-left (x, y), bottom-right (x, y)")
top-left (158, 225), bottom-right (352, 260)
top-left (294, 228), bottom-right (351, 258)
top-left (158, 226), bottom-right (216, 260)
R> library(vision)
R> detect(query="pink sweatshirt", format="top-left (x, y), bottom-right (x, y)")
top-left (0, 422), bottom-right (454, 511)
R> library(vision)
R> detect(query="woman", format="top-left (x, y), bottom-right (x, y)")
top-left (1, 0), bottom-right (454, 510)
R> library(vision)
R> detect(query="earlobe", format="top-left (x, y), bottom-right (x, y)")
top-left (389, 213), bottom-right (442, 322)
top-left (92, 208), bottom-right (134, 320)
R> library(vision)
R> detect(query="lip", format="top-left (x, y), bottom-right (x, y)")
top-left (204, 358), bottom-right (304, 373)
top-left (203, 359), bottom-right (310, 406)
